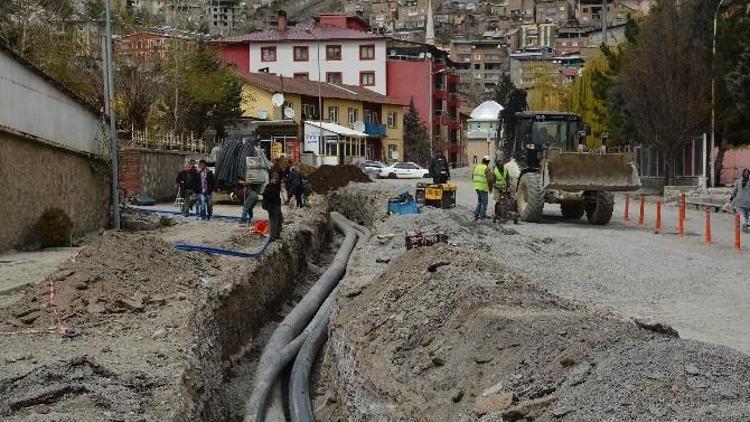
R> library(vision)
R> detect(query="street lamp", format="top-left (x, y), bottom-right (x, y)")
top-left (710, 0), bottom-right (728, 187)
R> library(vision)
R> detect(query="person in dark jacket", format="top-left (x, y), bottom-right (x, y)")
top-left (287, 166), bottom-right (304, 208)
top-left (197, 159), bottom-right (215, 220)
top-left (176, 160), bottom-right (198, 216)
top-left (263, 172), bottom-right (283, 240)
top-left (429, 152), bottom-right (451, 184)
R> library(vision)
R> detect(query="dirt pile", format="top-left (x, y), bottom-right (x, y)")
top-left (308, 165), bottom-right (371, 194)
top-left (319, 245), bottom-right (750, 421)
top-left (0, 232), bottom-right (217, 331)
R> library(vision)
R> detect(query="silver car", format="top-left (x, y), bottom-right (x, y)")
top-left (362, 160), bottom-right (386, 178)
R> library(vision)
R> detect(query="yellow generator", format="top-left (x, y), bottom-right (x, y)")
top-left (416, 183), bottom-right (457, 208)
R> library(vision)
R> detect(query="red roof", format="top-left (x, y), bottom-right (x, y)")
top-left (561, 67), bottom-right (578, 77)
top-left (216, 23), bottom-right (384, 44)
top-left (237, 71), bottom-right (406, 106)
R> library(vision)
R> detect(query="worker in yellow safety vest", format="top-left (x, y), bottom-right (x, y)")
top-left (492, 154), bottom-right (510, 200)
top-left (473, 155), bottom-right (493, 220)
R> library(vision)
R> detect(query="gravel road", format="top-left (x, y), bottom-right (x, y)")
top-left (374, 169), bottom-right (750, 355)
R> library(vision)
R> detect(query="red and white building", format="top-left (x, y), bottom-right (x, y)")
top-left (215, 12), bottom-right (388, 95)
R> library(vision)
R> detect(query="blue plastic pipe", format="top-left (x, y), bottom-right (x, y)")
top-left (175, 237), bottom-right (271, 258)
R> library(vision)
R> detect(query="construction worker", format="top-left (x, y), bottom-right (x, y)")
top-left (473, 155), bottom-right (492, 220)
top-left (492, 153), bottom-right (510, 199)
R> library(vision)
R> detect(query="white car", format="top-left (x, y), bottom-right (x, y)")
top-left (379, 162), bottom-right (431, 179)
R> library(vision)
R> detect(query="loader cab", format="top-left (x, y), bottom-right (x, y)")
top-left (507, 112), bottom-right (582, 169)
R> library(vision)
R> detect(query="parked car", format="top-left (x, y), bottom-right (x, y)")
top-left (362, 160), bottom-right (385, 177)
top-left (379, 162), bottom-right (431, 179)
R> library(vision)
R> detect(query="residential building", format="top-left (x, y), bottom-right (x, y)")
top-left (577, 0), bottom-right (619, 27)
top-left (216, 12), bottom-right (388, 95)
top-left (450, 39), bottom-right (510, 105)
top-left (122, 0), bottom-right (240, 36)
top-left (520, 23), bottom-right (556, 48)
top-left (466, 100), bottom-right (503, 165)
top-left (369, 0), bottom-right (400, 31)
top-left (395, 0), bottom-right (431, 31)
top-left (237, 71), bottom-right (405, 164)
top-left (116, 28), bottom-right (208, 61)
top-left (386, 40), bottom-right (463, 165)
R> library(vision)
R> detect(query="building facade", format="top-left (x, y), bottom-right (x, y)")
top-left (216, 12), bottom-right (388, 95)
top-left (450, 39), bottom-right (511, 105)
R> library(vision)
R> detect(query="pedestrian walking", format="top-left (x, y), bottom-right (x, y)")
top-left (263, 172), bottom-right (283, 241)
top-left (177, 160), bottom-right (198, 217)
top-left (237, 177), bottom-right (259, 223)
top-left (302, 175), bottom-right (312, 207)
top-left (731, 168), bottom-right (750, 232)
top-left (429, 152), bottom-right (451, 184)
top-left (473, 155), bottom-right (492, 220)
top-left (288, 166), bottom-right (304, 208)
top-left (197, 159), bottom-right (215, 220)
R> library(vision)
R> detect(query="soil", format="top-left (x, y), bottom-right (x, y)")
top-left (314, 185), bottom-right (750, 422)
top-left (308, 165), bottom-right (372, 194)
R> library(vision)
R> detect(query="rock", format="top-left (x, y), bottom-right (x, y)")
top-left (502, 395), bottom-right (557, 421)
top-left (116, 297), bottom-right (144, 312)
top-left (344, 288), bottom-right (363, 298)
top-left (13, 307), bottom-right (40, 318)
top-left (565, 361), bottom-right (592, 387)
top-left (473, 393), bottom-right (514, 416)
top-left (478, 412), bottom-right (504, 422)
top-left (684, 364), bottom-right (701, 376)
top-left (152, 328), bottom-right (168, 339)
top-left (431, 357), bottom-right (446, 367)
top-left (87, 303), bottom-right (107, 315)
top-left (551, 406), bottom-right (574, 418)
top-left (147, 295), bottom-right (166, 306)
top-left (19, 312), bottom-right (40, 324)
top-left (176, 292), bottom-right (188, 301)
top-left (72, 281), bottom-right (88, 290)
top-left (559, 355), bottom-right (576, 368)
top-left (474, 354), bottom-right (494, 364)
top-left (481, 381), bottom-right (505, 397)
top-left (633, 318), bottom-right (680, 338)
top-left (450, 388), bottom-right (464, 403)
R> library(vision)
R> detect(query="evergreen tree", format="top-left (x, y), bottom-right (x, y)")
top-left (498, 89), bottom-right (528, 158)
top-left (494, 74), bottom-right (515, 108)
top-left (403, 98), bottom-right (431, 166)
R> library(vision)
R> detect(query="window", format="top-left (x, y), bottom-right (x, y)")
top-left (360, 44), bottom-right (375, 60)
top-left (347, 107), bottom-right (358, 124)
top-left (293, 46), bottom-right (309, 61)
top-left (302, 104), bottom-right (317, 119)
top-left (326, 72), bottom-right (342, 84)
top-left (293, 73), bottom-right (309, 80)
top-left (387, 112), bottom-right (397, 128)
top-left (387, 144), bottom-right (398, 160)
top-left (326, 45), bottom-right (342, 60)
top-left (261, 47), bottom-right (276, 62)
top-left (474, 64), bottom-right (481, 70)
top-left (328, 106), bottom-right (339, 123)
top-left (360, 71), bottom-right (375, 86)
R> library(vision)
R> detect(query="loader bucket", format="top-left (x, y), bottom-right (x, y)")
top-left (542, 150), bottom-right (641, 192)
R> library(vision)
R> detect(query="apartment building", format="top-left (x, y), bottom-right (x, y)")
top-left (216, 12), bottom-right (388, 95)
top-left (450, 39), bottom-right (511, 103)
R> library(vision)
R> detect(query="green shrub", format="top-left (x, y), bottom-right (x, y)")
top-left (34, 208), bottom-right (73, 247)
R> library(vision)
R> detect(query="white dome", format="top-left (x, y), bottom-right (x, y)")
top-left (469, 101), bottom-right (503, 121)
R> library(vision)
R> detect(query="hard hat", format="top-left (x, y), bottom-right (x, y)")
top-left (482, 155), bottom-right (491, 161)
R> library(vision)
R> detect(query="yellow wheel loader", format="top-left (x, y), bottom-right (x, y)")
top-left (501, 112), bottom-right (641, 225)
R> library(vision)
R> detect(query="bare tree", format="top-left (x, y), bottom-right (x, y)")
top-left (619, 0), bottom-right (710, 185)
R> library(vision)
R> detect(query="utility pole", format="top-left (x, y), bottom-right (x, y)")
top-left (104, 0), bottom-right (120, 230)
top-left (711, 0), bottom-right (727, 187)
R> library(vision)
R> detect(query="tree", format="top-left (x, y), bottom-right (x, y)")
top-left (403, 98), bottom-right (431, 165)
top-left (498, 88), bottom-right (528, 157)
top-left (493, 74), bottom-right (515, 108)
top-left (618, 0), bottom-right (710, 185)
top-left (571, 54), bottom-right (611, 147)
top-left (114, 62), bottom-right (164, 132)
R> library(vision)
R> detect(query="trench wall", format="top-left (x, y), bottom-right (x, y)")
top-left (0, 131), bottom-right (110, 252)
top-left (175, 209), bottom-right (330, 422)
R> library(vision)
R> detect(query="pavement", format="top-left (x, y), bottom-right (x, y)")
top-left (374, 168), bottom-right (750, 355)
top-left (0, 247), bottom-right (81, 307)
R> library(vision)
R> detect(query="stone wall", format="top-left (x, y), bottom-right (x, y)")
top-left (119, 148), bottom-right (196, 202)
top-left (0, 131), bottom-right (110, 252)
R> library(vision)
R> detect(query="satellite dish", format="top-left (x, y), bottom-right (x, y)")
top-left (390, 49), bottom-right (397, 56)
top-left (257, 108), bottom-right (268, 120)
top-left (271, 93), bottom-right (285, 107)
top-left (419, 52), bottom-right (425, 59)
top-left (353, 120), bottom-right (365, 133)
top-left (425, 52), bottom-right (432, 58)
top-left (284, 107), bottom-right (295, 119)
top-left (391, 150), bottom-right (400, 160)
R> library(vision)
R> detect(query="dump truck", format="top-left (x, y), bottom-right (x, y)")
top-left (500, 111), bottom-right (641, 225)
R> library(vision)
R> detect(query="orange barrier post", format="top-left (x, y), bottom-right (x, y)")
top-left (655, 200), bottom-right (662, 234)
top-left (678, 200), bottom-right (685, 239)
top-left (638, 195), bottom-right (645, 226)
top-left (704, 208), bottom-right (712, 246)
top-left (735, 213), bottom-right (742, 252)
top-left (624, 194), bottom-right (630, 222)
top-left (681, 193), bottom-right (687, 221)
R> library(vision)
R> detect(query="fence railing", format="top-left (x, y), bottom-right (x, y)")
top-left (123, 130), bottom-right (216, 154)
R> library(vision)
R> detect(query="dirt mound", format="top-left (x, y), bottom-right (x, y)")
top-left (0, 232), bottom-right (216, 331)
top-left (308, 165), bottom-right (371, 194)
top-left (320, 246), bottom-right (750, 421)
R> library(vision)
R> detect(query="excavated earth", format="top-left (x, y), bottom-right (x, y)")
top-left (314, 185), bottom-right (750, 422)
top-left (0, 205), bottom-right (330, 421)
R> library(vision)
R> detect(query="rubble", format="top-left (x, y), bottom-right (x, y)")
top-left (308, 164), bottom-right (371, 194)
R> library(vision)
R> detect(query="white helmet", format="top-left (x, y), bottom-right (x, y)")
top-left (482, 155), bottom-right (491, 162)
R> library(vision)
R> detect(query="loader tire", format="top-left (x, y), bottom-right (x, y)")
top-left (585, 192), bottom-right (614, 225)
top-left (560, 202), bottom-right (585, 219)
top-left (517, 172), bottom-right (544, 222)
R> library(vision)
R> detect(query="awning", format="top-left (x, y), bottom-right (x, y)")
top-left (304, 121), bottom-right (368, 138)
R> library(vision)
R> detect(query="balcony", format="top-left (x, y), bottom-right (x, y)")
top-left (433, 90), bottom-right (447, 100)
top-left (449, 120), bottom-right (461, 130)
top-left (364, 123), bottom-right (387, 137)
top-left (447, 93), bottom-right (460, 107)
top-left (447, 74), bottom-right (460, 84)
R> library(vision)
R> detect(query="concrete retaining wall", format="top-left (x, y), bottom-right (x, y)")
top-left (0, 131), bottom-right (110, 252)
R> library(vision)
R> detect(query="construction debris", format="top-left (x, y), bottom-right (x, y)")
top-left (308, 165), bottom-right (371, 194)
